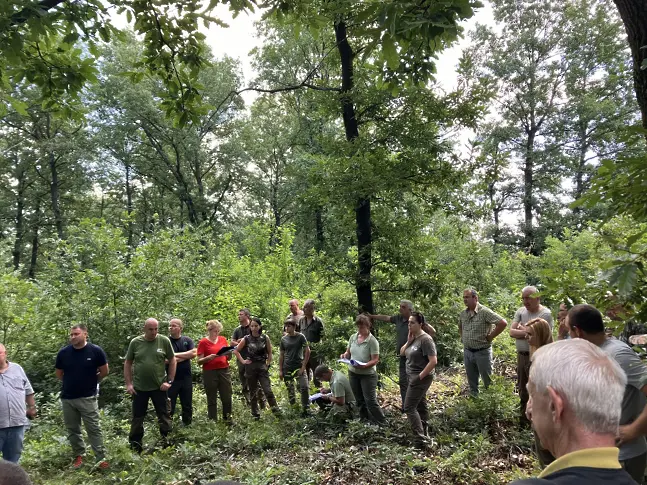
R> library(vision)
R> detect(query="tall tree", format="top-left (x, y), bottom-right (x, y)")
top-left (612, 0), bottom-right (647, 131)
top-left (251, 7), bottom-right (483, 312)
top-left (91, 37), bottom-right (245, 231)
top-left (466, 0), bottom-right (567, 252)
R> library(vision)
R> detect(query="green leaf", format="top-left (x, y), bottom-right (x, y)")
top-left (608, 263), bottom-right (638, 297)
top-left (9, 98), bottom-right (29, 116)
top-left (382, 34), bottom-right (399, 70)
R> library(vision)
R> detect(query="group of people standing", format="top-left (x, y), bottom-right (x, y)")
top-left (2, 288), bottom-right (647, 485)
top-left (458, 286), bottom-right (647, 484)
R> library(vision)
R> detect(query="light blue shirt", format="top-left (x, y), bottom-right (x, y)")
top-left (0, 362), bottom-right (34, 428)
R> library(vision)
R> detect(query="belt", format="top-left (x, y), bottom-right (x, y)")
top-left (466, 346), bottom-right (490, 353)
top-left (518, 351), bottom-right (530, 356)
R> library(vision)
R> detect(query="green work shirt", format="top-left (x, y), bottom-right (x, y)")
top-left (125, 335), bottom-right (175, 392)
top-left (347, 332), bottom-right (379, 375)
top-left (280, 333), bottom-right (307, 371)
top-left (330, 370), bottom-right (356, 406)
top-left (459, 303), bottom-right (504, 350)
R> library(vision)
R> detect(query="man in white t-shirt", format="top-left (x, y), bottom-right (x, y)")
top-left (509, 286), bottom-right (553, 426)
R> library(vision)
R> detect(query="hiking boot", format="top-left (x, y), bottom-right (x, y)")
top-left (72, 456), bottom-right (83, 469)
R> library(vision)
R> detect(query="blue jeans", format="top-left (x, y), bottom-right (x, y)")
top-left (0, 425), bottom-right (26, 463)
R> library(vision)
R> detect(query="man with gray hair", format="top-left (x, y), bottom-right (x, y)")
top-left (566, 304), bottom-right (647, 483)
top-left (509, 286), bottom-right (553, 426)
top-left (510, 338), bottom-right (635, 484)
top-left (370, 300), bottom-right (435, 408)
top-left (0, 460), bottom-right (32, 485)
top-left (459, 289), bottom-right (507, 396)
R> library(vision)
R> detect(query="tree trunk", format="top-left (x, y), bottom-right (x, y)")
top-left (573, 122), bottom-right (588, 211)
top-left (334, 20), bottom-right (374, 314)
top-left (613, 0), bottom-right (647, 132)
top-left (46, 114), bottom-right (64, 239)
top-left (28, 201), bottom-right (40, 280)
top-left (270, 162), bottom-right (281, 246)
top-left (315, 208), bottom-right (324, 252)
top-left (12, 167), bottom-right (26, 271)
top-left (125, 163), bottom-right (135, 262)
top-left (523, 131), bottom-right (536, 251)
top-left (48, 150), bottom-right (64, 239)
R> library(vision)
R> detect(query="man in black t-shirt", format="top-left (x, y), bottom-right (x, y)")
top-left (167, 319), bottom-right (196, 425)
top-left (55, 324), bottom-right (109, 469)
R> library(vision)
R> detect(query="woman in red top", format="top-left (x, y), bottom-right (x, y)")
top-left (197, 320), bottom-right (233, 422)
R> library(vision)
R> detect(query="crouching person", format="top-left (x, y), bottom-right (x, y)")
top-left (313, 365), bottom-right (356, 422)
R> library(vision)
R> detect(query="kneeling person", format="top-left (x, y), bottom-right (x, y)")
top-left (313, 365), bottom-right (356, 421)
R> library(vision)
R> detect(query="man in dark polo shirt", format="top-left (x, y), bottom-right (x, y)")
top-left (510, 339), bottom-right (636, 485)
top-left (55, 324), bottom-right (109, 469)
top-left (167, 318), bottom-right (196, 426)
top-left (124, 318), bottom-right (176, 453)
top-left (298, 299), bottom-right (324, 387)
top-left (370, 300), bottom-right (435, 409)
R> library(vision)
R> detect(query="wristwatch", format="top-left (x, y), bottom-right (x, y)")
top-left (167, 380), bottom-right (173, 385)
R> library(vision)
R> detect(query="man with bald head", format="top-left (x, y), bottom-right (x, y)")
top-left (509, 286), bottom-right (553, 426)
top-left (0, 344), bottom-right (36, 463)
top-left (286, 299), bottom-right (304, 328)
top-left (124, 318), bottom-right (176, 452)
top-left (167, 318), bottom-right (195, 426)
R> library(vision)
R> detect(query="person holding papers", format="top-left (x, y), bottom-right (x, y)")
top-left (340, 314), bottom-right (385, 424)
top-left (313, 364), bottom-right (356, 422)
top-left (400, 312), bottom-right (437, 449)
top-left (197, 320), bottom-right (233, 422)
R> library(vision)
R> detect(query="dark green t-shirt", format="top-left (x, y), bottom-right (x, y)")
top-left (404, 333), bottom-right (437, 375)
top-left (125, 335), bottom-right (175, 392)
top-left (280, 333), bottom-right (307, 371)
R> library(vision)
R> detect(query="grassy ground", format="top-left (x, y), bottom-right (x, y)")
top-left (22, 342), bottom-right (539, 484)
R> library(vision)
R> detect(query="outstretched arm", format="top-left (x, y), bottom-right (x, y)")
top-left (369, 314), bottom-right (391, 322)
